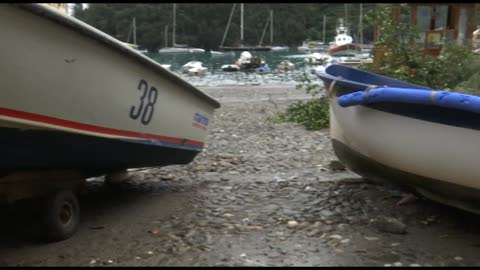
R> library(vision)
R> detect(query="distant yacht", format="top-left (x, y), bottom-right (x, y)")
top-left (158, 4), bottom-right (204, 53)
top-left (122, 17), bottom-right (148, 54)
top-left (271, 45), bottom-right (290, 51)
top-left (297, 40), bottom-right (325, 52)
top-left (327, 18), bottom-right (362, 56)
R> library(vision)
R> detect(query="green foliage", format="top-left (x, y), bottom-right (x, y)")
top-left (358, 4), bottom-right (477, 91)
top-left (453, 54), bottom-right (480, 94)
top-left (273, 97), bottom-right (330, 131)
top-left (273, 72), bottom-right (330, 130)
top-left (72, 3), bottom-right (377, 52)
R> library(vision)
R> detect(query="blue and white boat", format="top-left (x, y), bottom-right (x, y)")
top-left (317, 64), bottom-right (480, 214)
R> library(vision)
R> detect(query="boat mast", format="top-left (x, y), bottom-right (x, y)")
top-left (164, 25), bottom-right (168, 48)
top-left (133, 17), bottom-right (137, 45)
top-left (240, 3), bottom-right (244, 46)
top-left (270, 9), bottom-right (273, 45)
top-left (172, 3), bottom-right (176, 47)
top-left (220, 3), bottom-right (236, 48)
top-left (258, 12), bottom-right (270, 46)
top-left (323, 15), bottom-right (326, 43)
top-left (359, 3), bottom-right (363, 44)
top-left (344, 4), bottom-right (348, 31)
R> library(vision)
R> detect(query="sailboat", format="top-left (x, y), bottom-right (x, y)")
top-left (123, 17), bottom-right (148, 54)
top-left (297, 15), bottom-right (326, 52)
top-left (219, 3), bottom-right (271, 52)
top-left (263, 10), bottom-right (289, 51)
top-left (158, 3), bottom-right (205, 53)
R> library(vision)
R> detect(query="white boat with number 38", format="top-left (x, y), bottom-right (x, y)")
top-left (0, 4), bottom-right (220, 242)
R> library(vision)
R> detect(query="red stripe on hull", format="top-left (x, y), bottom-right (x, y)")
top-left (0, 108), bottom-right (204, 147)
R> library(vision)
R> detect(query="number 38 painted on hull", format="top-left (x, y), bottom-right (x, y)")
top-left (129, 79), bottom-right (158, 125)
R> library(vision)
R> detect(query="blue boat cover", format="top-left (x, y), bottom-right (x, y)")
top-left (317, 65), bottom-right (480, 115)
top-left (338, 87), bottom-right (480, 114)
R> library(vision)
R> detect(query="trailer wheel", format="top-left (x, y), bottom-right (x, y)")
top-left (40, 190), bottom-right (80, 242)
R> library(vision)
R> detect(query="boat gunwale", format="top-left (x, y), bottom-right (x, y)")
top-left (13, 3), bottom-right (220, 109)
top-left (317, 64), bottom-right (431, 93)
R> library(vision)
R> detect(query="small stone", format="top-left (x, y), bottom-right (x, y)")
top-left (307, 229), bottom-right (322, 237)
top-left (371, 216), bottom-right (407, 234)
top-left (135, 257), bottom-right (141, 260)
top-left (240, 253), bottom-right (247, 258)
top-left (107, 260), bottom-right (114, 264)
top-left (162, 174), bottom-right (176, 180)
top-left (320, 210), bottom-right (335, 218)
top-left (287, 220), bottom-right (299, 228)
top-left (393, 262), bottom-right (402, 267)
top-left (410, 264), bottom-right (421, 267)
top-left (310, 221), bottom-right (322, 228)
top-left (147, 251), bottom-right (154, 255)
top-left (390, 242), bottom-right (400, 247)
top-left (384, 264), bottom-right (392, 267)
top-left (454, 256), bottom-right (463, 261)
top-left (297, 222), bottom-right (310, 229)
top-left (273, 231), bottom-right (284, 237)
top-left (223, 213), bottom-right (235, 218)
top-left (364, 236), bottom-right (379, 241)
top-left (147, 229), bottom-right (161, 235)
top-left (329, 234), bottom-right (343, 240)
top-left (340, 239), bottom-right (350, 244)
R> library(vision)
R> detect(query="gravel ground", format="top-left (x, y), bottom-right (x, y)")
top-left (1, 84), bottom-right (480, 266)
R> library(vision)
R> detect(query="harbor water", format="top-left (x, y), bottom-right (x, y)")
top-left (145, 50), bottom-right (319, 87)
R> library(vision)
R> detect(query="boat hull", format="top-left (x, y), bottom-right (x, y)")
top-left (318, 65), bottom-right (480, 214)
top-left (0, 4), bottom-right (219, 174)
top-left (219, 46), bottom-right (271, 52)
top-left (328, 43), bottom-right (362, 56)
top-left (0, 127), bottom-right (198, 176)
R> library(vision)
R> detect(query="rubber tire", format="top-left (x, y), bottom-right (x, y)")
top-left (40, 190), bottom-right (80, 242)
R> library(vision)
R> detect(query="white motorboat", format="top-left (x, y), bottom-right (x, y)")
top-left (327, 18), bottom-right (362, 56)
top-left (160, 64), bottom-right (172, 70)
top-left (271, 45), bottom-right (290, 51)
top-left (221, 64), bottom-right (240, 72)
top-left (304, 52), bottom-right (332, 65)
top-left (297, 40), bottom-right (325, 52)
top-left (0, 4), bottom-right (220, 241)
top-left (276, 60), bottom-right (295, 72)
top-left (181, 61), bottom-right (207, 76)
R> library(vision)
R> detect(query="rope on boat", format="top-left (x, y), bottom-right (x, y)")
top-left (327, 80), bottom-right (338, 97)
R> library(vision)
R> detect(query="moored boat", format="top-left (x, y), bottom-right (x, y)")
top-left (221, 64), bottom-right (240, 72)
top-left (181, 61), bottom-right (208, 76)
top-left (317, 64), bottom-right (480, 214)
top-left (297, 40), bottom-right (325, 52)
top-left (277, 60), bottom-right (295, 72)
top-left (327, 19), bottom-right (362, 56)
top-left (304, 52), bottom-right (332, 65)
top-left (1, 3), bottom-right (220, 173)
top-left (0, 4), bottom-right (220, 240)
